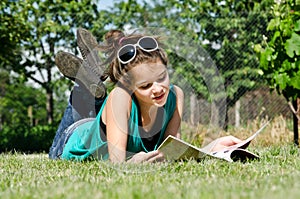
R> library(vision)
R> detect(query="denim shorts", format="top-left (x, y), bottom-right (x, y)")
top-left (49, 116), bottom-right (95, 159)
top-left (49, 103), bottom-right (82, 159)
top-left (49, 85), bottom-right (106, 159)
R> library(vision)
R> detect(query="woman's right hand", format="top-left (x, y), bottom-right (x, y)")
top-left (127, 151), bottom-right (165, 163)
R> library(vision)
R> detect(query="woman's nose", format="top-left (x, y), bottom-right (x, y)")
top-left (152, 82), bottom-right (162, 93)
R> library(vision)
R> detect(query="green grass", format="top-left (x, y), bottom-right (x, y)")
top-left (1, 118), bottom-right (299, 199)
top-left (1, 144), bottom-right (300, 199)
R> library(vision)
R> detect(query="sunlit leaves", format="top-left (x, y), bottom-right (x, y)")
top-left (285, 33), bottom-right (300, 58)
top-left (256, 0), bottom-right (300, 100)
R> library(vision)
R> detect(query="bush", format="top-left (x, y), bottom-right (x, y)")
top-left (0, 123), bottom-right (57, 153)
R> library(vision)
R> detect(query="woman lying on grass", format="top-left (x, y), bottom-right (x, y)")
top-left (49, 28), bottom-right (242, 163)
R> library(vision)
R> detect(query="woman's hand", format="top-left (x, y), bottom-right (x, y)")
top-left (211, 135), bottom-right (243, 152)
top-left (127, 151), bottom-right (165, 163)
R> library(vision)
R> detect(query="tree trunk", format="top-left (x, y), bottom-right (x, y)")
top-left (235, 100), bottom-right (241, 128)
top-left (46, 58), bottom-right (53, 124)
top-left (46, 38), bottom-right (54, 124)
top-left (298, 97), bottom-right (300, 132)
top-left (292, 98), bottom-right (299, 145)
top-left (223, 98), bottom-right (230, 131)
top-left (46, 89), bottom-right (54, 124)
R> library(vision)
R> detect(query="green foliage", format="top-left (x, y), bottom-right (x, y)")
top-left (0, 76), bottom-right (47, 125)
top-left (0, 72), bottom-right (59, 152)
top-left (1, 0), bottom-right (104, 123)
top-left (255, 0), bottom-right (300, 101)
top-left (0, 124), bottom-right (56, 153)
top-left (0, 0), bottom-right (108, 152)
top-left (0, 0), bottom-right (31, 68)
top-left (15, 0), bottom-right (102, 79)
top-left (158, 0), bottom-right (273, 106)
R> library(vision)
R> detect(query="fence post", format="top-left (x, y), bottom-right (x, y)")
top-left (190, 93), bottom-right (199, 125)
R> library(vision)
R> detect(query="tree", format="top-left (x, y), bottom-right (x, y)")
top-left (164, 0), bottom-right (274, 128)
top-left (1, 1), bottom-right (38, 133)
top-left (0, 74), bottom-right (47, 127)
top-left (3, 0), bottom-right (104, 124)
top-left (0, 0), bottom-right (30, 69)
top-left (0, 74), bottom-right (57, 152)
top-left (255, 0), bottom-right (300, 145)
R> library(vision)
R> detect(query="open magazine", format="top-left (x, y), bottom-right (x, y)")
top-left (157, 122), bottom-right (269, 162)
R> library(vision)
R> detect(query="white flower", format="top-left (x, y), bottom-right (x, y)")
top-left (263, 35), bottom-right (268, 41)
top-left (274, 0), bottom-right (282, 4)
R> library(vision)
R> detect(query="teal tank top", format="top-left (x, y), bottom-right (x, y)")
top-left (61, 85), bottom-right (177, 161)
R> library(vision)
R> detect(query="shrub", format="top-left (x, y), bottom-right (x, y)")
top-left (0, 123), bottom-right (57, 153)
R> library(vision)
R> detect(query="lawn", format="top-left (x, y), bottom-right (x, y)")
top-left (1, 118), bottom-right (300, 199)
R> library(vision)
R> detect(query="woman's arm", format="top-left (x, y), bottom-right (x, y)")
top-left (104, 87), bottom-right (164, 163)
top-left (164, 85), bottom-right (184, 139)
top-left (104, 87), bottom-right (131, 162)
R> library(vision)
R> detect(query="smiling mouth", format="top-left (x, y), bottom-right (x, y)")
top-left (153, 93), bottom-right (165, 101)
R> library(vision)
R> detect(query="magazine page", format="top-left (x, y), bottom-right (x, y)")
top-left (210, 148), bottom-right (260, 162)
top-left (228, 121), bottom-right (270, 150)
top-left (202, 122), bottom-right (269, 154)
top-left (158, 122), bottom-right (269, 162)
top-left (204, 122), bottom-right (269, 161)
top-left (157, 135), bottom-right (206, 161)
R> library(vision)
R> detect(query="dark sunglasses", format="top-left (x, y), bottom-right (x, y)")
top-left (117, 36), bottom-right (159, 65)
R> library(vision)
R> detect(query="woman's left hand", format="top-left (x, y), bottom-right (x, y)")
top-left (211, 135), bottom-right (243, 152)
top-left (127, 151), bottom-right (165, 163)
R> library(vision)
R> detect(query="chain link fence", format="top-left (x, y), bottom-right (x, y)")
top-left (151, 16), bottom-right (293, 128)
top-left (55, 2), bottom-right (293, 129)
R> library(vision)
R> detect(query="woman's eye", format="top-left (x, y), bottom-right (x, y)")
top-left (140, 84), bottom-right (152, 89)
top-left (158, 74), bottom-right (166, 82)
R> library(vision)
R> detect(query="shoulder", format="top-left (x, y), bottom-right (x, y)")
top-left (102, 86), bottom-right (132, 122)
top-left (172, 85), bottom-right (184, 102)
top-left (172, 85), bottom-right (183, 96)
top-left (107, 86), bottom-right (132, 107)
top-left (109, 86), bottom-right (131, 98)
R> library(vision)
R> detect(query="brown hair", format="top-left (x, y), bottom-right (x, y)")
top-left (98, 30), bottom-right (168, 87)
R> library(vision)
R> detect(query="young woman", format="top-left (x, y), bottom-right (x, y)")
top-left (50, 29), bottom-right (242, 163)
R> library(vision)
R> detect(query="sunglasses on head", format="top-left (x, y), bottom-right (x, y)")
top-left (117, 36), bottom-right (159, 65)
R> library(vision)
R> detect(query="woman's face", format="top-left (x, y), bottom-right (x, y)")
top-left (129, 59), bottom-right (170, 107)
